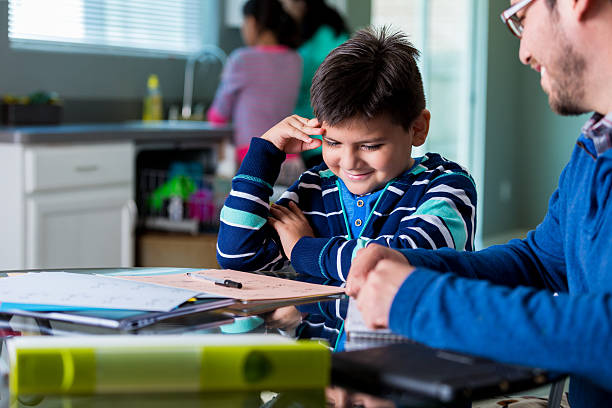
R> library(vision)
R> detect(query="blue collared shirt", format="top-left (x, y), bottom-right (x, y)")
top-left (337, 179), bottom-right (384, 239)
top-left (581, 112), bottom-right (612, 156)
top-left (337, 158), bottom-right (424, 239)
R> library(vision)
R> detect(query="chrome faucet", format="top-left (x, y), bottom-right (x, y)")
top-left (182, 45), bottom-right (227, 120)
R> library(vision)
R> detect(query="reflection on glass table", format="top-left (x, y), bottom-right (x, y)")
top-left (0, 268), bottom-right (517, 408)
top-left (2, 389), bottom-right (328, 408)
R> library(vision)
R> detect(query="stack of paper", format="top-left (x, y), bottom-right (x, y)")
top-left (0, 269), bottom-right (346, 331)
top-left (0, 272), bottom-right (201, 312)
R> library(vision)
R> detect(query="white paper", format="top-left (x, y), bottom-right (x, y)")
top-left (117, 269), bottom-right (346, 301)
top-left (0, 272), bottom-right (200, 312)
top-left (345, 298), bottom-right (393, 336)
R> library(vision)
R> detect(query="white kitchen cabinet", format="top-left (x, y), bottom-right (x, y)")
top-left (0, 142), bottom-right (135, 270)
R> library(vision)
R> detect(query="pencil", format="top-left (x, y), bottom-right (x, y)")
top-left (186, 272), bottom-right (243, 289)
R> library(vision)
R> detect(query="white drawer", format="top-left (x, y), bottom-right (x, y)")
top-left (24, 143), bottom-right (134, 193)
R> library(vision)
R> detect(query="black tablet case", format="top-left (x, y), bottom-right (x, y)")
top-left (332, 341), bottom-right (559, 405)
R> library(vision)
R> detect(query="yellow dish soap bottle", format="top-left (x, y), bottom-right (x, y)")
top-left (142, 74), bottom-right (163, 121)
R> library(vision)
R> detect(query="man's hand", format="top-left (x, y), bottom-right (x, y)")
top-left (346, 244), bottom-right (410, 297)
top-left (268, 201), bottom-right (315, 259)
top-left (261, 115), bottom-right (323, 154)
top-left (355, 257), bottom-right (414, 329)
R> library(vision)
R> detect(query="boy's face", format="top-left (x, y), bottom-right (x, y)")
top-left (321, 112), bottom-right (429, 196)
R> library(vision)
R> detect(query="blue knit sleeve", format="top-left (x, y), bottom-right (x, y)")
top-left (389, 267), bottom-right (612, 391)
top-left (216, 137), bottom-right (289, 271)
top-left (399, 184), bottom-right (567, 292)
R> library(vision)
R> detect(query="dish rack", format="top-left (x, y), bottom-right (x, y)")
top-left (138, 168), bottom-right (230, 235)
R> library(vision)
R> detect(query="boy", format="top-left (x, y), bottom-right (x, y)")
top-left (216, 27), bottom-right (476, 346)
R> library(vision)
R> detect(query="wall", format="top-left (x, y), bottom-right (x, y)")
top-left (480, 0), bottom-right (522, 237)
top-left (344, 0), bottom-right (371, 31)
top-left (516, 68), bottom-right (590, 228)
top-left (483, 0), bottom-right (590, 236)
top-left (480, 0), bottom-right (590, 237)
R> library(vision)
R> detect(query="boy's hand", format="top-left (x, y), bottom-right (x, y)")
top-left (263, 306), bottom-right (303, 331)
top-left (261, 115), bottom-right (324, 154)
top-left (268, 201), bottom-right (314, 259)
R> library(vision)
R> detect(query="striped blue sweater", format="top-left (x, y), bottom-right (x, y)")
top-left (217, 137), bottom-right (477, 346)
top-left (218, 138), bottom-right (477, 277)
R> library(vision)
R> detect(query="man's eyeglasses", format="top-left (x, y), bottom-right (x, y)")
top-left (500, 0), bottom-right (536, 38)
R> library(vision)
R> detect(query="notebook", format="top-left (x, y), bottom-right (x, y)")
top-left (332, 341), bottom-right (558, 404)
top-left (1, 297), bottom-right (236, 331)
top-left (344, 299), bottom-right (409, 350)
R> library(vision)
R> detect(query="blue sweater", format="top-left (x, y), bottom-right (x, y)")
top-left (217, 137), bottom-right (477, 347)
top-left (389, 134), bottom-right (612, 407)
top-left (217, 137), bottom-right (477, 279)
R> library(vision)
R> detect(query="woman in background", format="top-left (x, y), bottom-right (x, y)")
top-left (207, 0), bottom-right (302, 165)
top-left (280, 0), bottom-right (349, 168)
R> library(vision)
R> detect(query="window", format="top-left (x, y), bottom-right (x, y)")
top-left (372, 0), bottom-right (488, 244)
top-left (371, 0), bottom-right (486, 165)
top-left (8, 0), bottom-right (218, 58)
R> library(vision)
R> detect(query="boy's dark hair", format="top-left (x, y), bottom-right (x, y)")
top-left (310, 27), bottom-right (425, 131)
top-left (243, 0), bottom-right (299, 48)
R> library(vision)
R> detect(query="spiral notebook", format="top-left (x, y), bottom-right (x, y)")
top-left (344, 299), bottom-right (409, 350)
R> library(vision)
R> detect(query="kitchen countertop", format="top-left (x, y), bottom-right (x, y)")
top-left (0, 121), bottom-right (233, 145)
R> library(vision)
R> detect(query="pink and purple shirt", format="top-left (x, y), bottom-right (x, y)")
top-left (207, 45), bottom-right (302, 162)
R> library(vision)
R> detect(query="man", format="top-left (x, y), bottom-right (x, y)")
top-left (346, 1), bottom-right (612, 407)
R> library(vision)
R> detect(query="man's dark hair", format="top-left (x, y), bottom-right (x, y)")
top-left (310, 27), bottom-right (425, 131)
top-left (243, 0), bottom-right (299, 48)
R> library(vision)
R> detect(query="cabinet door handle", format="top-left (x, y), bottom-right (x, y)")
top-left (74, 165), bottom-right (99, 172)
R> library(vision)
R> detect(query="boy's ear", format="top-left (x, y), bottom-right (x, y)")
top-left (411, 109), bottom-right (430, 147)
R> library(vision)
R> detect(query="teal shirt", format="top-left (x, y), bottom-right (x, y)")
top-left (295, 26), bottom-right (349, 161)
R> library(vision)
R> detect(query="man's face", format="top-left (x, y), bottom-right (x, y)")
top-left (321, 115), bottom-right (422, 196)
top-left (517, 0), bottom-right (588, 115)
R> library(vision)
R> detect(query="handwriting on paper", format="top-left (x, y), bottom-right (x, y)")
top-left (117, 270), bottom-right (345, 301)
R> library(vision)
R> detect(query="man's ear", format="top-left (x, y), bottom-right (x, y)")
top-left (570, 0), bottom-right (597, 21)
top-left (411, 109), bottom-right (430, 147)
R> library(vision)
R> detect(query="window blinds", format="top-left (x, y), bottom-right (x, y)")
top-left (8, 0), bottom-right (214, 57)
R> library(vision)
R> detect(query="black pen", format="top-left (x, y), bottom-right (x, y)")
top-left (186, 272), bottom-right (243, 289)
